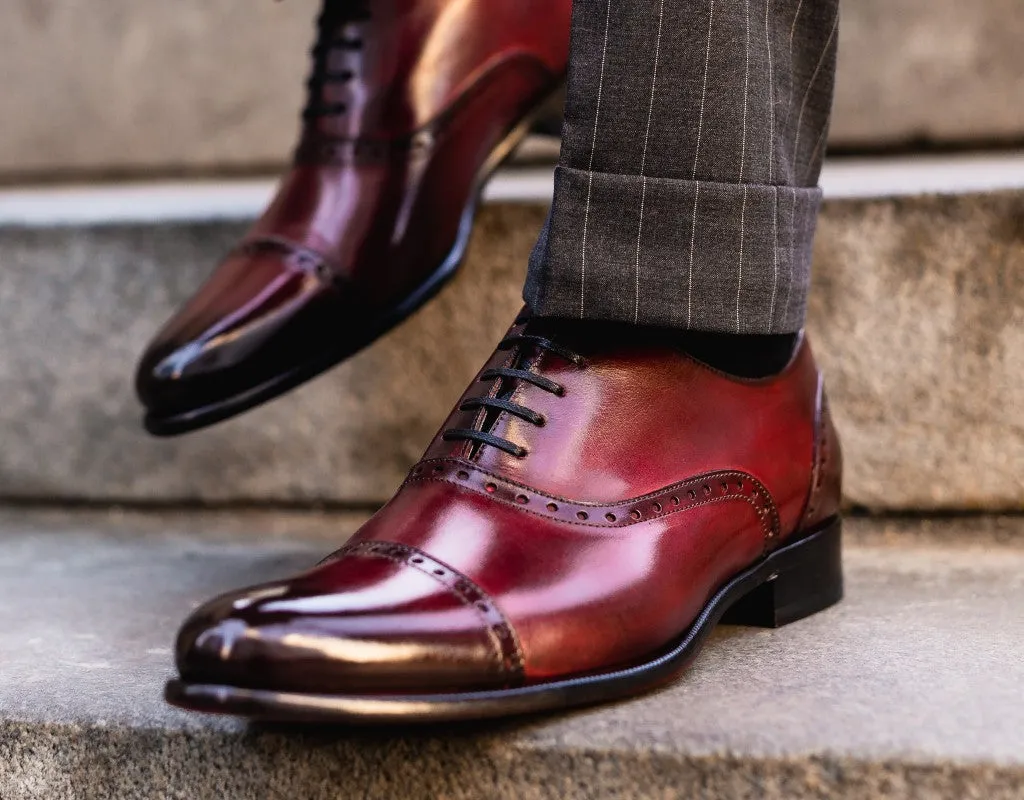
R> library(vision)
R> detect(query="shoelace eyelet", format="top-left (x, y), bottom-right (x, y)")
top-left (442, 332), bottom-right (581, 459)
top-left (302, 5), bottom-right (371, 121)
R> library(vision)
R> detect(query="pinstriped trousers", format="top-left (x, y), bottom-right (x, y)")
top-left (525, 0), bottom-right (840, 334)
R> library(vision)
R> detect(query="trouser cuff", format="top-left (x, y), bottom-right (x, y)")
top-left (525, 166), bottom-right (822, 334)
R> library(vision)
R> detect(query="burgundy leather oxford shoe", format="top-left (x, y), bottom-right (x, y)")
top-left (167, 314), bottom-right (844, 723)
top-left (136, 0), bottom-right (571, 435)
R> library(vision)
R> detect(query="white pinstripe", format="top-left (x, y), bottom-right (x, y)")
top-left (692, 2), bottom-right (715, 182)
top-left (780, 187), bottom-right (795, 328)
top-left (687, 0), bottom-right (715, 329)
top-left (737, 185), bottom-right (748, 333)
top-left (805, 116), bottom-right (830, 183)
top-left (768, 186), bottom-right (779, 330)
top-left (634, 0), bottom-right (667, 324)
top-left (765, 0), bottom-right (780, 331)
top-left (786, 0), bottom-right (805, 137)
top-left (765, 0), bottom-right (775, 184)
top-left (737, 0), bottom-right (751, 332)
top-left (687, 182), bottom-right (700, 329)
top-left (793, 10), bottom-right (839, 177)
top-left (739, 0), bottom-right (751, 183)
top-left (634, 178), bottom-right (647, 324)
top-left (579, 0), bottom-right (613, 319)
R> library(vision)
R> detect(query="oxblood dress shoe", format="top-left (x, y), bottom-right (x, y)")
top-left (135, 0), bottom-right (571, 436)
top-left (166, 315), bottom-right (843, 722)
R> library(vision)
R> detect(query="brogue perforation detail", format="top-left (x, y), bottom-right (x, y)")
top-left (404, 459), bottom-right (781, 542)
top-left (327, 541), bottom-right (525, 679)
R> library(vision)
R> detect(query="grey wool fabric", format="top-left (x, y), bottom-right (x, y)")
top-left (526, 0), bottom-right (840, 333)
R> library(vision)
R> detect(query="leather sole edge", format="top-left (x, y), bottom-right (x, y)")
top-left (165, 516), bottom-right (843, 724)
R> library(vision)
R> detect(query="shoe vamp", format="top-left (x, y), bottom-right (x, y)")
top-left (350, 479), bottom-right (767, 681)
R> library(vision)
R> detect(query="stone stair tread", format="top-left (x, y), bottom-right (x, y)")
top-left (2, 186), bottom-right (1022, 511)
top-left (3, 151), bottom-right (1024, 228)
top-left (1, 511), bottom-right (1022, 798)
top-left (2, 0), bottom-right (1023, 178)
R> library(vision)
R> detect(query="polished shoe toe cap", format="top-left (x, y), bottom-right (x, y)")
top-left (175, 545), bottom-right (521, 695)
top-left (135, 249), bottom-right (335, 419)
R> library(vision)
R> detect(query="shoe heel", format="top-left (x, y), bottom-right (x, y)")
top-left (722, 518), bottom-right (843, 629)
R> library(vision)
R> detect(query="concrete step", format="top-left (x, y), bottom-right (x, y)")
top-left (0, 510), bottom-right (1021, 799)
top-left (1, 156), bottom-right (1022, 511)
top-left (0, 0), bottom-right (1022, 179)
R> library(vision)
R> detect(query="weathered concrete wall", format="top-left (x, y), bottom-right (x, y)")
top-left (0, 0), bottom-right (1020, 179)
top-left (810, 193), bottom-right (1024, 510)
top-left (831, 0), bottom-right (1024, 148)
top-left (0, 193), bottom-right (1021, 510)
top-left (0, 0), bottom-right (319, 177)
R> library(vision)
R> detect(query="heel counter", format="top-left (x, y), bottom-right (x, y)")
top-left (800, 387), bottom-right (844, 531)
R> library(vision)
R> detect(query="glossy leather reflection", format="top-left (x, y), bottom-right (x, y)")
top-left (136, 0), bottom-right (572, 435)
top-left (177, 545), bottom-right (512, 694)
top-left (173, 314), bottom-right (844, 705)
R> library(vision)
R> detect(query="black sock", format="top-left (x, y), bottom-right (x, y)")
top-left (671, 331), bottom-right (799, 379)
top-left (524, 313), bottom-right (799, 379)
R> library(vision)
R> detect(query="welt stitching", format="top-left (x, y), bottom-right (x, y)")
top-left (405, 474), bottom-right (774, 540)
top-left (337, 541), bottom-right (523, 675)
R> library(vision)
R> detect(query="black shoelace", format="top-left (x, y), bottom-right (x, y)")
top-left (302, 2), bottom-right (371, 121)
top-left (442, 333), bottom-right (584, 458)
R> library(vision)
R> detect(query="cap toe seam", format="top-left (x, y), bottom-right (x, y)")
top-left (331, 541), bottom-right (525, 680)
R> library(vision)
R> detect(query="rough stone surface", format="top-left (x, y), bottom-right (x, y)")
top-left (0, 511), bottom-right (1022, 799)
top-left (0, 0), bottom-right (1022, 179)
top-left (810, 193), bottom-right (1024, 509)
top-left (0, 206), bottom-right (532, 506)
top-left (1, 194), bottom-right (1023, 510)
top-left (0, 0), bottom-right (319, 178)
top-left (830, 0), bottom-right (1024, 148)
